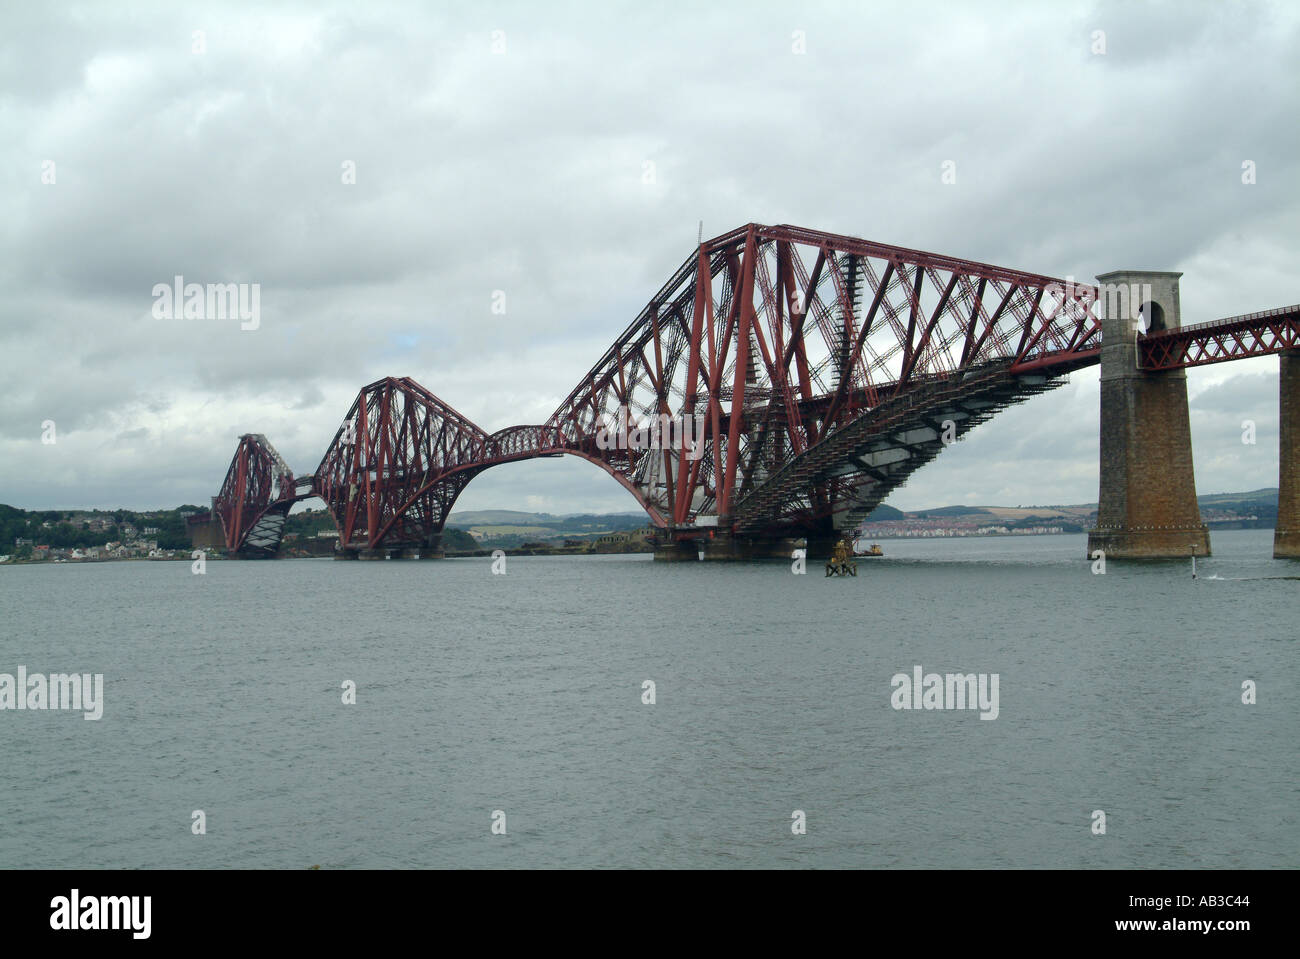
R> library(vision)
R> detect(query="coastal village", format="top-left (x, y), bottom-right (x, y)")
top-left (0, 511), bottom-right (196, 564)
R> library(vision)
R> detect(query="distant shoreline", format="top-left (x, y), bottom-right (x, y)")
top-left (0, 546), bottom-right (655, 566)
top-left (2, 523), bottom-right (1277, 568)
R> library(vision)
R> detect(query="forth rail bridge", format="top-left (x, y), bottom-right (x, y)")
top-left (190, 223), bottom-right (1300, 562)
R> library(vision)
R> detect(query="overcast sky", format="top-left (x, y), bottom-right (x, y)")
top-left (2, 0), bottom-right (1297, 516)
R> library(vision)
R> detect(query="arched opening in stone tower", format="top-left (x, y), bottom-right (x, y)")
top-left (1140, 301), bottom-right (1166, 333)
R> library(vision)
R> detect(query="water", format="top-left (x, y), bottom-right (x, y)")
top-left (0, 529), bottom-right (1295, 869)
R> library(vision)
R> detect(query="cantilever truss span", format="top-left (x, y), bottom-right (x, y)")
top-left (208, 222), bottom-right (1298, 556)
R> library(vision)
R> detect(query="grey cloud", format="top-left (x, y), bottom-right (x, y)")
top-left (2, 0), bottom-right (1297, 512)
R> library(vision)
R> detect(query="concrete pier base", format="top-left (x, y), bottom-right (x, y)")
top-left (715, 535), bottom-right (800, 561)
top-left (653, 539), bottom-right (701, 562)
top-left (1086, 526), bottom-right (1211, 559)
top-left (652, 529), bottom-right (826, 562)
top-left (1086, 270), bottom-right (1210, 559)
top-left (187, 518), bottom-right (225, 551)
top-left (335, 543), bottom-right (445, 560)
top-left (1275, 350), bottom-right (1300, 558)
top-left (803, 532), bottom-right (841, 562)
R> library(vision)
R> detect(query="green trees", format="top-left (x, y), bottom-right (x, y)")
top-left (155, 514), bottom-right (189, 550)
top-left (1, 505), bottom-right (191, 552)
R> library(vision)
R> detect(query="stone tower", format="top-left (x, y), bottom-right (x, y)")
top-left (1087, 270), bottom-right (1210, 559)
top-left (1275, 351), bottom-right (1300, 558)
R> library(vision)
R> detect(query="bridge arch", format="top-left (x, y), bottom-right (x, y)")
top-left (370, 448), bottom-right (669, 553)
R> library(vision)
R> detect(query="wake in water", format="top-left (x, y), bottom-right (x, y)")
top-left (1202, 573), bottom-right (1300, 581)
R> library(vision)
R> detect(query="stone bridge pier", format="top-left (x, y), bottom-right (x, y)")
top-left (1276, 350), bottom-right (1300, 558)
top-left (1087, 270), bottom-right (1211, 559)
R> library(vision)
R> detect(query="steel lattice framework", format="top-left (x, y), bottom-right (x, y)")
top-left (313, 377), bottom-right (493, 550)
top-left (544, 224), bottom-right (1100, 537)
top-left (213, 433), bottom-right (296, 555)
top-left (206, 222), bottom-right (1297, 555)
top-left (1139, 305), bottom-right (1300, 370)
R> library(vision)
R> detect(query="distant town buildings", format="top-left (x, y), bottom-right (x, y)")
top-left (859, 502), bottom-right (1266, 539)
top-left (857, 512), bottom-right (1086, 539)
top-left (4, 515), bottom-right (178, 562)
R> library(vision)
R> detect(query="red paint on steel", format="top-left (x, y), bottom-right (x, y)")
top-left (212, 224), bottom-right (1296, 554)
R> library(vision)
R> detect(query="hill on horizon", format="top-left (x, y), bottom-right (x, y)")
top-left (443, 488), bottom-right (1282, 527)
top-left (445, 508), bottom-right (647, 527)
top-left (865, 487), bottom-right (1279, 522)
top-left (4, 489), bottom-right (1278, 529)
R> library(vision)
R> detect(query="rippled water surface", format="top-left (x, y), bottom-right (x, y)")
top-left (1, 529), bottom-right (1295, 868)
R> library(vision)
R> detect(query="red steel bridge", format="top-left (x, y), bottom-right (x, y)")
top-left (205, 223), bottom-right (1300, 559)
